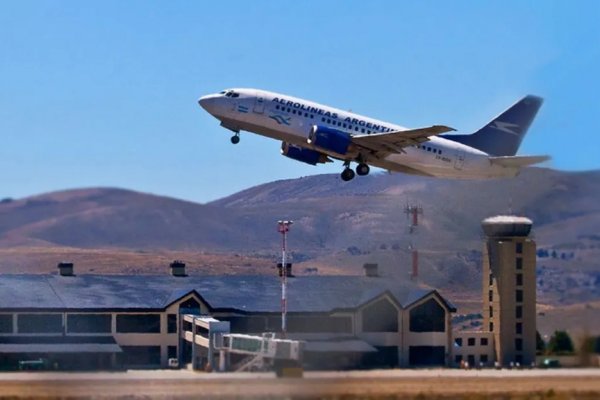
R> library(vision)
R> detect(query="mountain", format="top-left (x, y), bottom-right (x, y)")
top-left (0, 188), bottom-right (256, 251)
top-left (1, 168), bottom-right (599, 304)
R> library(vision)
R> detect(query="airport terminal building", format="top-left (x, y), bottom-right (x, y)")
top-left (0, 263), bottom-right (456, 370)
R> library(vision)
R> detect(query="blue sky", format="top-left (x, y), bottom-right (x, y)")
top-left (1, 1), bottom-right (599, 203)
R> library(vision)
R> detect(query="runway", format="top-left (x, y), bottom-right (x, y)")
top-left (0, 369), bottom-right (599, 399)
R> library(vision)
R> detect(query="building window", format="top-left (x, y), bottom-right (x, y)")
top-left (481, 338), bottom-right (488, 346)
top-left (67, 314), bottom-right (111, 333)
top-left (168, 345), bottom-right (177, 359)
top-left (288, 316), bottom-right (352, 333)
top-left (167, 314), bottom-right (177, 334)
top-left (488, 290), bottom-right (493, 302)
top-left (516, 306), bottom-right (523, 319)
top-left (516, 242), bottom-right (523, 254)
top-left (455, 355), bottom-right (463, 364)
top-left (515, 338), bottom-right (523, 351)
top-left (516, 322), bottom-right (522, 334)
top-left (18, 314), bottom-right (62, 334)
top-left (454, 338), bottom-right (463, 347)
top-left (489, 322), bottom-right (494, 331)
top-left (409, 298), bottom-right (445, 332)
top-left (480, 354), bottom-right (489, 363)
top-left (467, 354), bottom-right (475, 366)
top-left (116, 314), bottom-right (161, 333)
top-left (0, 314), bottom-right (13, 333)
top-left (516, 257), bottom-right (523, 270)
top-left (516, 273), bottom-right (523, 286)
top-left (489, 273), bottom-right (493, 286)
top-left (489, 306), bottom-right (493, 318)
top-left (121, 346), bottom-right (161, 366)
top-left (516, 290), bottom-right (523, 303)
top-left (468, 338), bottom-right (475, 346)
top-left (362, 298), bottom-right (398, 332)
top-left (409, 346), bottom-right (446, 366)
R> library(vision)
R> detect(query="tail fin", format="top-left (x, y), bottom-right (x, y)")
top-left (442, 95), bottom-right (543, 156)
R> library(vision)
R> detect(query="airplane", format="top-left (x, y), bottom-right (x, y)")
top-left (198, 89), bottom-right (549, 181)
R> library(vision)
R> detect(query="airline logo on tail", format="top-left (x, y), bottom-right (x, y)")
top-left (491, 121), bottom-right (521, 136)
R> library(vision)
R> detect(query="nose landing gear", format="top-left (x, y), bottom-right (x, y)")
top-left (230, 134), bottom-right (240, 144)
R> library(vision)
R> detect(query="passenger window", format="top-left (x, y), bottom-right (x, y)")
top-left (276, 105), bottom-right (279, 110)
top-left (292, 110), bottom-right (296, 114)
top-left (361, 128), bottom-right (365, 133)
top-left (367, 130), bottom-right (371, 134)
top-left (310, 114), bottom-right (314, 119)
top-left (343, 124), bottom-right (347, 128)
top-left (355, 127), bottom-right (359, 131)
top-left (322, 118), bottom-right (325, 122)
top-left (287, 108), bottom-right (291, 112)
top-left (304, 113), bottom-right (308, 117)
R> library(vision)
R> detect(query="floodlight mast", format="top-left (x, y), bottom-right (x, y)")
top-left (277, 220), bottom-right (293, 337)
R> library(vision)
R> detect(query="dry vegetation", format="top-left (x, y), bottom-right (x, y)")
top-left (0, 246), bottom-right (275, 275)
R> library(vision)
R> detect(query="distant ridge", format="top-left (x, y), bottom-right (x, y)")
top-left (1, 168), bottom-right (599, 305)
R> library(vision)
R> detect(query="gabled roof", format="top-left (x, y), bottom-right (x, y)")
top-left (0, 274), bottom-right (455, 314)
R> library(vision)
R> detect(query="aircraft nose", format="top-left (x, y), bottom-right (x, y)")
top-left (198, 94), bottom-right (214, 111)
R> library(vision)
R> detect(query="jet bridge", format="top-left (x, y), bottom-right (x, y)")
top-left (181, 314), bottom-right (304, 373)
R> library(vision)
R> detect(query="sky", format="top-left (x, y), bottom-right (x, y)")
top-left (1, 1), bottom-right (599, 203)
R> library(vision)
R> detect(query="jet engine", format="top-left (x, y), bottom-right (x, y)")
top-left (307, 125), bottom-right (352, 155)
top-left (281, 142), bottom-right (329, 165)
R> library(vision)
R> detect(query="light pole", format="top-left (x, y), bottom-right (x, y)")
top-left (277, 220), bottom-right (293, 337)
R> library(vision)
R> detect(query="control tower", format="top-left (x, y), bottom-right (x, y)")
top-left (482, 216), bottom-right (536, 367)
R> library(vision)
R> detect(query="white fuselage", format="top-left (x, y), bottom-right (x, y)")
top-left (199, 88), bottom-right (519, 179)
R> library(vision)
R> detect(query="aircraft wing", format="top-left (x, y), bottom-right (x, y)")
top-left (351, 125), bottom-right (456, 156)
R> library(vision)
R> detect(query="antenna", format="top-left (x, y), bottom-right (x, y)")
top-left (277, 220), bottom-right (293, 338)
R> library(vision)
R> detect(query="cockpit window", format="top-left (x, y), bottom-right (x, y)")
top-left (219, 90), bottom-right (226, 94)
top-left (231, 93), bottom-right (240, 98)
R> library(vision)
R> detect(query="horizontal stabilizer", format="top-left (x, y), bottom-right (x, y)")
top-left (489, 155), bottom-right (550, 168)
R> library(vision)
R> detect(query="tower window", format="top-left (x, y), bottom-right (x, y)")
top-left (516, 258), bottom-right (523, 270)
top-left (516, 290), bottom-right (523, 303)
top-left (516, 273), bottom-right (523, 286)
top-left (516, 242), bottom-right (523, 254)
top-left (516, 322), bottom-right (522, 334)
top-left (516, 305), bottom-right (523, 319)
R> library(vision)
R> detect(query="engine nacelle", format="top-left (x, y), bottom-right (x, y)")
top-left (307, 125), bottom-right (352, 155)
top-left (281, 142), bottom-right (328, 165)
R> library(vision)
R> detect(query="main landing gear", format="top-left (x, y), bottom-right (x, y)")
top-left (340, 162), bottom-right (370, 182)
top-left (230, 133), bottom-right (240, 144)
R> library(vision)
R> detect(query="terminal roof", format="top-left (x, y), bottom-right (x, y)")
top-left (0, 274), bottom-right (455, 313)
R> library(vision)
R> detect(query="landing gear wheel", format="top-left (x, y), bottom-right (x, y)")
top-left (230, 135), bottom-right (240, 144)
top-left (341, 168), bottom-right (355, 182)
top-left (356, 163), bottom-right (370, 176)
